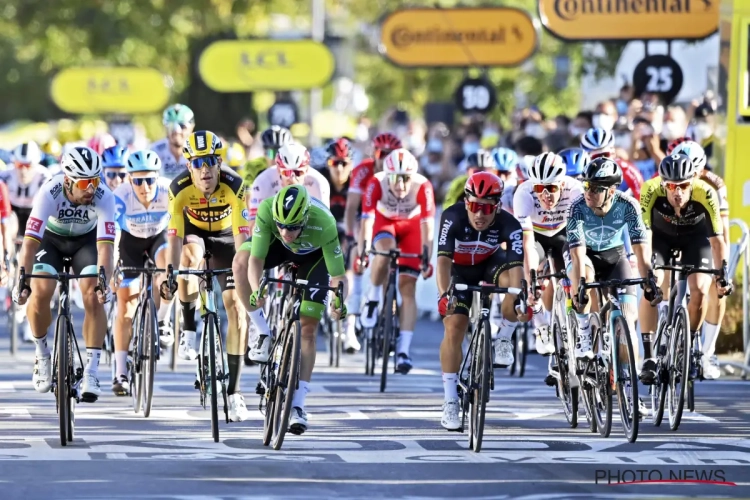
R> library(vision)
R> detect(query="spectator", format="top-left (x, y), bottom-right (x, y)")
top-left (514, 135), bottom-right (544, 157)
top-left (568, 111), bottom-right (593, 146)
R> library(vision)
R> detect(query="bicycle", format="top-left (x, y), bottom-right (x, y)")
top-left (509, 321), bottom-right (529, 377)
top-left (120, 257), bottom-right (166, 417)
top-left (322, 306), bottom-right (343, 368)
top-left (650, 252), bottom-right (729, 431)
top-left (447, 279), bottom-right (528, 452)
top-left (255, 265), bottom-right (343, 450)
top-left (166, 250), bottom-right (231, 443)
top-left (102, 299), bottom-right (116, 380)
top-left (18, 257), bottom-right (106, 446)
top-left (364, 247), bottom-right (427, 393)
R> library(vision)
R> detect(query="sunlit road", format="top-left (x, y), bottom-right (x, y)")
top-left (1, 311), bottom-right (750, 499)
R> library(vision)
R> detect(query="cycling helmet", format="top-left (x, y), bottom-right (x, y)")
top-left (529, 153), bottom-right (565, 184)
top-left (558, 148), bottom-right (591, 177)
top-left (12, 141), bottom-right (43, 165)
top-left (383, 148), bottom-right (419, 175)
top-left (464, 171), bottom-right (503, 201)
top-left (659, 153), bottom-right (695, 182)
top-left (326, 138), bottom-right (353, 160)
top-left (310, 147), bottom-right (328, 169)
top-left (476, 149), bottom-right (496, 170)
top-left (372, 132), bottom-right (402, 152)
top-left (61, 146), bottom-right (102, 179)
top-left (671, 140), bottom-right (707, 172)
top-left (275, 143), bottom-right (311, 171)
top-left (666, 136), bottom-right (691, 155)
top-left (583, 157), bottom-right (622, 186)
top-left (88, 133), bottom-right (117, 155)
top-left (492, 147), bottom-right (518, 173)
top-left (517, 155), bottom-right (534, 182)
top-left (183, 130), bottom-right (222, 159)
top-left (465, 153), bottom-right (479, 168)
top-left (102, 145), bottom-right (129, 168)
top-left (162, 103), bottom-right (195, 126)
top-left (272, 185), bottom-right (310, 226)
top-left (42, 139), bottom-right (62, 158)
top-left (127, 150), bottom-right (162, 173)
top-left (580, 127), bottom-right (615, 153)
top-left (261, 125), bottom-right (293, 150)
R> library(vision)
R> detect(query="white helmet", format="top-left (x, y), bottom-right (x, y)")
top-left (580, 127), bottom-right (615, 153)
top-left (275, 142), bottom-right (311, 171)
top-left (61, 146), bottom-right (102, 179)
top-left (671, 140), bottom-right (707, 172)
top-left (383, 148), bottom-right (418, 175)
top-left (530, 153), bottom-right (565, 184)
top-left (12, 141), bottom-right (42, 165)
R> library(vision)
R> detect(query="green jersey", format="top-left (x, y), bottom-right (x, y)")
top-left (251, 197), bottom-right (346, 276)
top-left (442, 174), bottom-right (469, 210)
top-left (239, 157), bottom-right (268, 185)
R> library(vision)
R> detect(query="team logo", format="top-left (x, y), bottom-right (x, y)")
top-left (26, 217), bottom-right (43, 233)
top-left (242, 209), bottom-right (250, 220)
top-left (105, 222), bottom-right (116, 235)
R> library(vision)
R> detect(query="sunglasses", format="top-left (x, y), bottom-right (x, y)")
top-left (189, 156), bottom-right (220, 169)
top-left (265, 149), bottom-right (278, 160)
top-left (465, 200), bottom-right (498, 215)
top-left (582, 181), bottom-right (608, 194)
top-left (279, 167), bottom-right (307, 178)
top-left (132, 177), bottom-right (157, 186)
top-left (275, 221), bottom-right (304, 232)
top-left (14, 162), bottom-right (32, 169)
top-left (105, 171), bottom-right (128, 180)
top-left (374, 149), bottom-right (393, 160)
top-left (663, 180), bottom-right (692, 191)
top-left (388, 174), bottom-right (411, 185)
top-left (532, 183), bottom-right (562, 194)
top-left (70, 177), bottom-right (100, 190)
top-left (328, 158), bottom-right (349, 168)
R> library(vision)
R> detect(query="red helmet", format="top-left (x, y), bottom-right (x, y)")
top-left (326, 138), bottom-right (352, 160)
top-left (464, 171), bottom-right (503, 201)
top-left (88, 133), bottom-right (117, 155)
top-left (666, 136), bottom-right (691, 155)
top-left (372, 132), bottom-right (402, 153)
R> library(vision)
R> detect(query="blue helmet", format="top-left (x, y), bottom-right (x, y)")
top-left (102, 145), bottom-right (129, 168)
top-left (580, 127), bottom-right (615, 153)
top-left (492, 147), bottom-right (518, 173)
top-left (126, 150), bottom-right (162, 173)
top-left (558, 148), bottom-right (591, 177)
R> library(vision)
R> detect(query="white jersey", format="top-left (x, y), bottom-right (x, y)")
top-left (25, 173), bottom-right (117, 240)
top-left (513, 176), bottom-right (583, 237)
top-left (113, 177), bottom-right (171, 239)
top-left (247, 166), bottom-right (330, 220)
top-left (1, 166), bottom-right (51, 209)
top-left (362, 171), bottom-right (435, 221)
top-left (149, 138), bottom-right (188, 180)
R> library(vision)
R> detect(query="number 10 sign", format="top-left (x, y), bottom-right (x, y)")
top-left (632, 54), bottom-right (684, 105)
top-left (454, 76), bottom-right (497, 115)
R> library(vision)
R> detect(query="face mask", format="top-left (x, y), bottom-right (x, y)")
top-left (662, 121), bottom-right (684, 141)
top-left (525, 123), bottom-right (546, 140)
top-left (463, 141), bottom-right (479, 157)
top-left (693, 122), bottom-right (713, 143)
top-left (615, 132), bottom-right (632, 151)
top-left (616, 99), bottom-right (629, 116)
top-left (592, 113), bottom-right (615, 132)
top-left (568, 125), bottom-right (586, 138)
top-left (356, 124), bottom-right (369, 142)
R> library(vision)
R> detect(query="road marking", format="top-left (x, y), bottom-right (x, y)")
top-left (0, 382), bottom-right (15, 393)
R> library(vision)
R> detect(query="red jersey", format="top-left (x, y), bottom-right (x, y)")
top-left (0, 181), bottom-right (10, 220)
top-left (349, 158), bottom-right (375, 195)
top-left (362, 172), bottom-right (435, 222)
top-left (616, 158), bottom-right (644, 201)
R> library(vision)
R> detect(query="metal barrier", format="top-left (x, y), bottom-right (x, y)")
top-left (720, 219), bottom-right (750, 378)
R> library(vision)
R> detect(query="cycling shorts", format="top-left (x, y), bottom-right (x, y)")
top-left (183, 218), bottom-right (235, 291)
top-left (563, 244), bottom-right (637, 299)
top-left (34, 229), bottom-right (98, 276)
top-left (448, 249), bottom-right (523, 317)
top-left (651, 231), bottom-right (712, 269)
top-left (535, 231), bottom-right (566, 274)
top-left (118, 230), bottom-right (168, 289)
top-left (373, 215), bottom-right (422, 277)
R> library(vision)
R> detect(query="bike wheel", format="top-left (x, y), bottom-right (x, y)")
top-left (170, 301), bottom-right (181, 372)
top-left (55, 314), bottom-right (70, 446)
top-left (553, 313), bottom-right (578, 428)
top-left (142, 300), bottom-right (158, 418)
top-left (687, 333), bottom-right (697, 412)
top-left (380, 287), bottom-right (395, 393)
top-left (207, 318), bottom-right (220, 442)
top-left (272, 320), bottom-right (301, 450)
top-left (613, 315), bottom-right (639, 443)
top-left (9, 300), bottom-right (17, 356)
top-left (469, 319), bottom-right (491, 452)
top-left (668, 306), bottom-right (690, 432)
top-left (589, 314), bottom-right (613, 438)
top-left (326, 317), bottom-right (334, 367)
top-left (335, 320), bottom-right (342, 368)
top-left (132, 303), bottom-right (144, 414)
top-left (509, 327), bottom-right (518, 376)
top-left (652, 316), bottom-right (669, 427)
top-left (517, 323), bottom-right (528, 377)
top-left (262, 362), bottom-right (275, 446)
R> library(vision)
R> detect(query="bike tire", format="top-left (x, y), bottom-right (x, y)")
top-left (687, 331), bottom-right (697, 412)
top-left (10, 300), bottom-right (17, 356)
top-left (207, 317), bottom-right (220, 442)
top-left (613, 315), bottom-right (639, 443)
top-left (554, 313), bottom-right (578, 428)
top-left (55, 314), bottom-right (70, 446)
top-left (327, 317), bottom-right (334, 367)
top-left (652, 314), bottom-right (669, 427)
top-left (509, 327), bottom-right (517, 376)
top-left (668, 306), bottom-right (690, 432)
top-left (132, 303), bottom-right (144, 415)
top-left (170, 302), bottom-right (181, 372)
top-left (380, 286), bottom-right (395, 393)
top-left (589, 314), bottom-right (613, 438)
top-left (469, 318), bottom-right (491, 452)
top-left (335, 320), bottom-right (342, 368)
top-left (142, 299), bottom-right (158, 418)
top-left (272, 319), bottom-right (301, 450)
top-left (518, 323), bottom-right (528, 377)
top-left (262, 363), bottom-right (275, 446)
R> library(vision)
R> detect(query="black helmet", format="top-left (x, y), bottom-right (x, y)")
top-left (582, 157), bottom-right (622, 186)
top-left (261, 125), bottom-right (293, 150)
top-left (659, 153), bottom-right (695, 182)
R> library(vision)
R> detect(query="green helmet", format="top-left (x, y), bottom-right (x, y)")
top-left (162, 104), bottom-right (195, 126)
top-left (272, 185), bottom-right (310, 227)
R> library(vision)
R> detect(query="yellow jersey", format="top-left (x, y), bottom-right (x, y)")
top-left (639, 176), bottom-right (723, 237)
top-left (168, 166), bottom-right (249, 238)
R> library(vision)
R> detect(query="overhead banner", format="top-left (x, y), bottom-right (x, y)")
top-left (538, 0), bottom-right (719, 41)
top-left (50, 67), bottom-right (169, 115)
top-left (379, 8), bottom-right (538, 67)
top-left (199, 40), bottom-right (335, 92)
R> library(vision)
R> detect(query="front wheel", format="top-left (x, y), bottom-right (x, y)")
top-left (272, 320), bottom-right (301, 450)
top-left (206, 316), bottom-right (220, 443)
top-left (553, 313), bottom-right (578, 428)
top-left (55, 314), bottom-right (71, 446)
top-left (652, 313), bottom-right (669, 427)
top-left (668, 306), bottom-right (690, 432)
top-left (380, 287), bottom-right (395, 393)
top-left (589, 314), bottom-right (613, 438)
top-left (142, 299), bottom-right (158, 418)
top-left (613, 315), bottom-right (639, 443)
top-left (469, 318), bottom-right (491, 452)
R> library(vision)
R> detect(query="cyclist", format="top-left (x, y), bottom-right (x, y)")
top-left (638, 153), bottom-right (731, 384)
top-left (163, 130), bottom-right (251, 422)
top-left (321, 137), bottom-right (360, 353)
top-left (558, 147), bottom-right (590, 181)
top-left (6, 142), bottom-right (51, 240)
top-left (88, 133), bottom-right (117, 156)
top-left (668, 139), bottom-right (730, 378)
top-left (358, 149), bottom-right (435, 374)
top-left (111, 150), bottom-right (173, 396)
top-left (494, 147), bottom-right (520, 213)
top-left (101, 145), bottom-right (130, 191)
top-left (246, 185), bottom-right (348, 434)
top-left (515, 152), bottom-right (583, 355)
top-left (239, 126), bottom-right (293, 186)
top-left (344, 132), bottom-right (402, 318)
top-left (150, 104), bottom-right (194, 180)
top-left (436, 171), bottom-right (529, 430)
top-left (441, 149), bottom-right (495, 210)
top-left (14, 146), bottom-right (115, 401)
top-left (580, 128), bottom-right (643, 200)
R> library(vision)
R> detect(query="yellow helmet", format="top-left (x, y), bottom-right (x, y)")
top-left (226, 142), bottom-right (246, 168)
top-left (183, 130), bottom-right (223, 159)
top-left (42, 139), bottom-right (62, 157)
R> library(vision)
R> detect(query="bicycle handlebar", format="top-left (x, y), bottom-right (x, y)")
top-left (447, 278), bottom-right (529, 315)
top-left (529, 268), bottom-right (567, 297)
top-left (576, 273), bottom-right (655, 308)
top-left (119, 266), bottom-right (168, 274)
top-left (258, 275), bottom-right (344, 302)
top-left (18, 265), bottom-right (106, 300)
top-left (369, 247), bottom-right (431, 273)
top-left (655, 259), bottom-right (728, 281)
